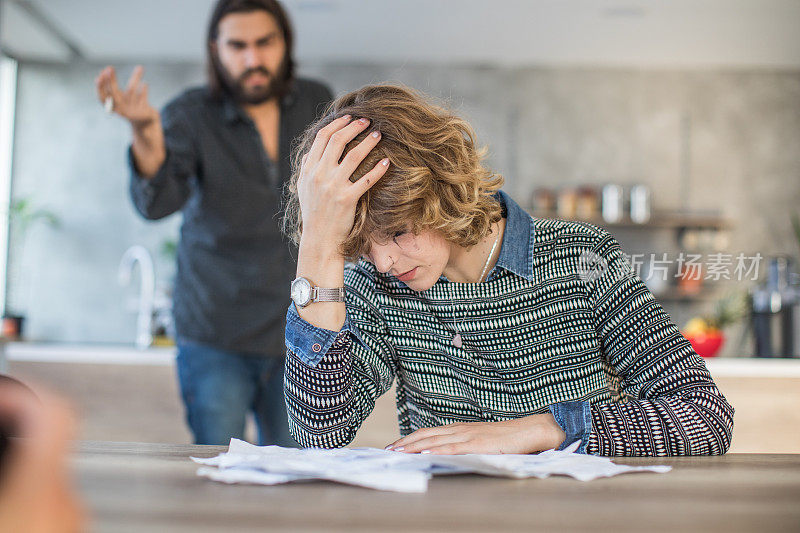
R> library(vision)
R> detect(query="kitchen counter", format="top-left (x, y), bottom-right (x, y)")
top-left (704, 357), bottom-right (800, 377)
top-left (5, 345), bottom-right (800, 451)
top-left (75, 441), bottom-right (800, 532)
top-left (4, 341), bottom-right (799, 372)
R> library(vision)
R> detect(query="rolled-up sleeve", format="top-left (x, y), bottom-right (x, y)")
top-left (285, 302), bottom-right (365, 366)
top-left (549, 400), bottom-right (593, 454)
top-left (128, 103), bottom-right (196, 220)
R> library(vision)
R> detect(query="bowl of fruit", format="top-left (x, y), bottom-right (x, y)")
top-left (681, 291), bottom-right (748, 358)
top-left (682, 318), bottom-right (725, 358)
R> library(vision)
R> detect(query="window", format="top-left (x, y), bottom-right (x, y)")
top-left (0, 55), bottom-right (18, 315)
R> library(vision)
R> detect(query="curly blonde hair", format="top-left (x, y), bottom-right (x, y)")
top-left (283, 84), bottom-right (504, 260)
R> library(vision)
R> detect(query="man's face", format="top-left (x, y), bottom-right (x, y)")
top-left (213, 10), bottom-right (287, 105)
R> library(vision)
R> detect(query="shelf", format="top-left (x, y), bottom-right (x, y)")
top-left (704, 357), bottom-right (800, 378)
top-left (652, 288), bottom-right (720, 303)
top-left (527, 209), bottom-right (732, 231)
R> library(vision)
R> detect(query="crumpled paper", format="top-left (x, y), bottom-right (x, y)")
top-left (192, 438), bottom-right (671, 493)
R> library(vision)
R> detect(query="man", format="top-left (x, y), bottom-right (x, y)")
top-left (95, 0), bottom-right (332, 445)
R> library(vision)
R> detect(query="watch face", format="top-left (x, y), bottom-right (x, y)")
top-left (291, 278), bottom-right (312, 306)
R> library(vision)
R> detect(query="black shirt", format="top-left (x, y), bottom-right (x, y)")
top-left (129, 78), bottom-right (333, 355)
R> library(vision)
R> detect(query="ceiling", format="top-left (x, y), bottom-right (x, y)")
top-left (1, 0), bottom-right (799, 68)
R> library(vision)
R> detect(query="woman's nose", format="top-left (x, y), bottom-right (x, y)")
top-left (369, 246), bottom-right (395, 274)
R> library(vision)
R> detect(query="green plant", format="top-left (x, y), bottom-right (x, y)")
top-left (10, 198), bottom-right (60, 233)
top-left (159, 238), bottom-right (178, 261)
top-left (704, 290), bottom-right (749, 330)
top-left (792, 212), bottom-right (800, 254)
top-left (6, 197), bottom-right (61, 316)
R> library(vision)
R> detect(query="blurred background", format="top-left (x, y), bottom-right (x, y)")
top-left (0, 0), bottom-right (798, 451)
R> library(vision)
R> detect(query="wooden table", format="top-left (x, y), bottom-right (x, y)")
top-left (74, 442), bottom-right (800, 532)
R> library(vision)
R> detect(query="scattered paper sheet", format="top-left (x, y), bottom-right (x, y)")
top-left (192, 438), bottom-right (671, 493)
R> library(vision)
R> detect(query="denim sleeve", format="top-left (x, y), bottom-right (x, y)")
top-left (128, 103), bottom-right (195, 220)
top-left (548, 400), bottom-right (592, 454)
top-left (285, 302), bottom-right (366, 366)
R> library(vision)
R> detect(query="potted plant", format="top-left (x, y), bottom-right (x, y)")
top-left (3, 198), bottom-right (60, 340)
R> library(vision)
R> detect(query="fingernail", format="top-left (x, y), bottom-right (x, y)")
top-left (420, 450), bottom-right (431, 454)
top-left (371, 131), bottom-right (380, 138)
top-left (381, 158), bottom-right (389, 166)
top-left (359, 118), bottom-right (369, 124)
top-left (383, 445), bottom-right (393, 450)
top-left (393, 446), bottom-right (404, 452)
top-left (342, 114), bottom-right (351, 120)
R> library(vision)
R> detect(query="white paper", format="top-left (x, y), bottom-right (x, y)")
top-left (192, 438), bottom-right (671, 492)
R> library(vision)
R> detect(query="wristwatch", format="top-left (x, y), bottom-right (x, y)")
top-left (290, 277), bottom-right (346, 308)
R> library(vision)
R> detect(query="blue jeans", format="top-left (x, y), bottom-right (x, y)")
top-left (176, 340), bottom-right (296, 447)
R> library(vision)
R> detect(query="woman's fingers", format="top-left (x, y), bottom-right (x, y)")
top-left (318, 117), bottom-right (371, 169)
top-left (394, 434), bottom-right (466, 454)
top-left (348, 157), bottom-right (390, 199)
top-left (386, 425), bottom-right (455, 450)
top-left (339, 129), bottom-right (382, 177)
top-left (305, 115), bottom-right (352, 168)
top-left (416, 443), bottom-right (467, 455)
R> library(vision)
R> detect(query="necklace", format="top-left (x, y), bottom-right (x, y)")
top-left (478, 230), bottom-right (501, 283)
top-left (450, 229), bottom-right (501, 348)
top-left (449, 283), bottom-right (465, 348)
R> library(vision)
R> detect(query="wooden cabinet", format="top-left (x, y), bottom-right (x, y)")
top-left (705, 359), bottom-right (800, 453)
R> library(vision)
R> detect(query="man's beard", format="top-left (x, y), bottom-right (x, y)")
top-left (218, 58), bottom-right (289, 105)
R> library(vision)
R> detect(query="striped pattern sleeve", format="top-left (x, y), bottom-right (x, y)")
top-left (285, 268), bottom-right (396, 448)
top-left (584, 229), bottom-right (735, 456)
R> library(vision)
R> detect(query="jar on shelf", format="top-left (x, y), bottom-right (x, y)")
top-left (556, 187), bottom-right (578, 219)
top-left (576, 186), bottom-right (599, 220)
top-left (630, 185), bottom-right (652, 224)
top-left (530, 187), bottom-right (555, 216)
top-left (601, 184), bottom-right (625, 223)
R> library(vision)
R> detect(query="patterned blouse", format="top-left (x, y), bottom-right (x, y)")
top-left (284, 191), bottom-right (734, 456)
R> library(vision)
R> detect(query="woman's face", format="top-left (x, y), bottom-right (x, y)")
top-left (363, 230), bottom-right (451, 292)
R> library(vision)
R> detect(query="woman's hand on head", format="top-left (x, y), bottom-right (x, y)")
top-left (297, 115), bottom-right (390, 250)
top-left (384, 413), bottom-right (567, 455)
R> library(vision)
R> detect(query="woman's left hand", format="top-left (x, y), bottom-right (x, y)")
top-left (385, 413), bottom-right (567, 455)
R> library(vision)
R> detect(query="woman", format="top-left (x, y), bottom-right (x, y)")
top-left (283, 84), bottom-right (734, 456)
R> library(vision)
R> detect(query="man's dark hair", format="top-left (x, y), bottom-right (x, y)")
top-left (206, 0), bottom-right (295, 101)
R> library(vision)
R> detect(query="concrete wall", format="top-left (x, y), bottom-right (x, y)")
top-left (9, 60), bottom-right (800, 353)
top-left (9, 62), bottom-right (201, 343)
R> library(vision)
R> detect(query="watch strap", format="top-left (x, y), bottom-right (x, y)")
top-left (313, 286), bottom-right (346, 303)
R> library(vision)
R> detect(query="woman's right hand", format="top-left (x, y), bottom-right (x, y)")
top-left (297, 115), bottom-right (390, 251)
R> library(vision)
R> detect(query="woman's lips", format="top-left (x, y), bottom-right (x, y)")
top-left (397, 267), bottom-right (418, 282)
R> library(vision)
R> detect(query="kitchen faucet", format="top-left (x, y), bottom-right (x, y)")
top-left (118, 245), bottom-right (155, 350)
